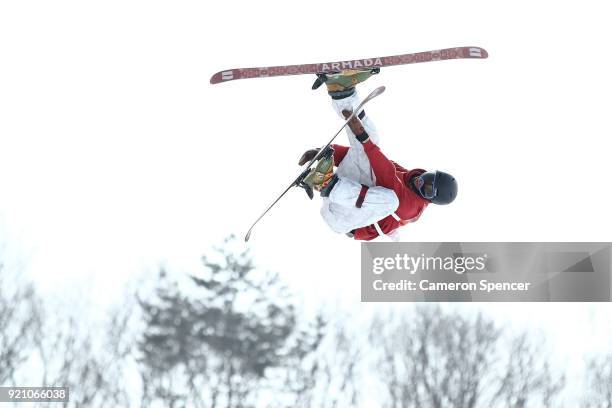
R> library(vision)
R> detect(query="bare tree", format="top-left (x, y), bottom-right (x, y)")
top-left (318, 317), bottom-right (365, 407)
top-left (493, 333), bottom-right (565, 408)
top-left (1, 256), bottom-right (136, 407)
top-left (373, 306), bottom-right (502, 408)
top-left (34, 301), bottom-right (136, 407)
top-left (0, 261), bottom-right (42, 385)
top-left (370, 306), bottom-right (565, 408)
top-left (582, 354), bottom-right (612, 408)
top-left (279, 312), bottom-right (366, 408)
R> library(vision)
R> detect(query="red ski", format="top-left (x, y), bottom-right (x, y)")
top-left (210, 46), bottom-right (488, 85)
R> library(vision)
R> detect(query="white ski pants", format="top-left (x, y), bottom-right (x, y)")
top-left (320, 91), bottom-right (399, 235)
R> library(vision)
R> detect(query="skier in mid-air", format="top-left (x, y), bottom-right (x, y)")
top-left (211, 46), bottom-right (487, 241)
top-left (299, 70), bottom-right (458, 240)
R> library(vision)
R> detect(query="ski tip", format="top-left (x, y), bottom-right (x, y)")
top-left (478, 47), bottom-right (489, 59)
top-left (210, 72), bottom-right (223, 84)
top-left (210, 70), bottom-right (237, 85)
top-left (466, 46), bottom-right (489, 59)
top-left (244, 230), bottom-right (252, 242)
top-left (364, 86), bottom-right (385, 102)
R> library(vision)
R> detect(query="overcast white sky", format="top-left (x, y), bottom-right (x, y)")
top-left (1, 0), bottom-right (612, 396)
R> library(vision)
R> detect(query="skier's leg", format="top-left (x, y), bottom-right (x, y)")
top-left (320, 177), bottom-right (399, 234)
top-left (314, 69), bottom-right (381, 146)
top-left (316, 70), bottom-right (382, 185)
top-left (330, 90), bottom-right (380, 146)
top-left (312, 69), bottom-right (381, 186)
top-left (324, 70), bottom-right (380, 144)
top-left (331, 89), bottom-right (380, 186)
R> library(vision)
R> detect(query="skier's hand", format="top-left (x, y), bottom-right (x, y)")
top-left (342, 110), bottom-right (367, 139)
top-left (342, 109), bottom-right (361, 126)
top-left (298, 148), bottom-right (320, 166)
top-left (341, 109), bottom-right (353, 120)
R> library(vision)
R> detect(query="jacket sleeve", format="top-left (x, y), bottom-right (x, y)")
top-left (392, 160), bottom-right (409, 173)
top-left (363, 140), bottom-right (404, 193)
top-left (331, 144), bottom-right (349, 167)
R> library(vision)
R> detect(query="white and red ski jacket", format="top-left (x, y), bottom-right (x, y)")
top-left (332, 141), bottom-right (429, 241)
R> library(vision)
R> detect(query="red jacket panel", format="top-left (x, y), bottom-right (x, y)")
top-left (332, 142), bottom-right (429, 240)
top-left (331, 144), bottom-right (349, 167)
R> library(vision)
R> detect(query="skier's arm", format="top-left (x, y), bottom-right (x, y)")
top-left (362, 141), bottom-right (402, 189)
top-left (331, 144), bottom-right (349, 166)
top-left (363, 140), bottom-right (403, 191)
top-left (343, 110), bottom-right (367, 141)
top-left (342, 110), bottom-right (403, 191)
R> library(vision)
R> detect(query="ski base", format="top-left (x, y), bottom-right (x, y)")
top-left (211, 46), bottom-right (488, 85)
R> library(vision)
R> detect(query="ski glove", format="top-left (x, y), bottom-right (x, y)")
top-left (298, 148), bottom-right (320, 166)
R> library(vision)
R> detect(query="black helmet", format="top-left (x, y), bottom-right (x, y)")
top-left (417, 171), bottom-right (457, 205)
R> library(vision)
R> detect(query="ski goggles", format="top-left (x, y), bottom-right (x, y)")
top-left (416, 171), bottom-right (438, 200)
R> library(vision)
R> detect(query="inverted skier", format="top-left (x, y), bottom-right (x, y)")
top-left (299, 70), bottom-right (458, 240)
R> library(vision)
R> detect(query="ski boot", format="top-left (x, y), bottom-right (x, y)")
top-left (295, 146), bottom-right (335, 199)
top-left (320, 174), bottom-right (339, 198)
top-left (296, 168), bottom-right (314, 199)
top-left (311, 67), bottom-right (380, 99)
